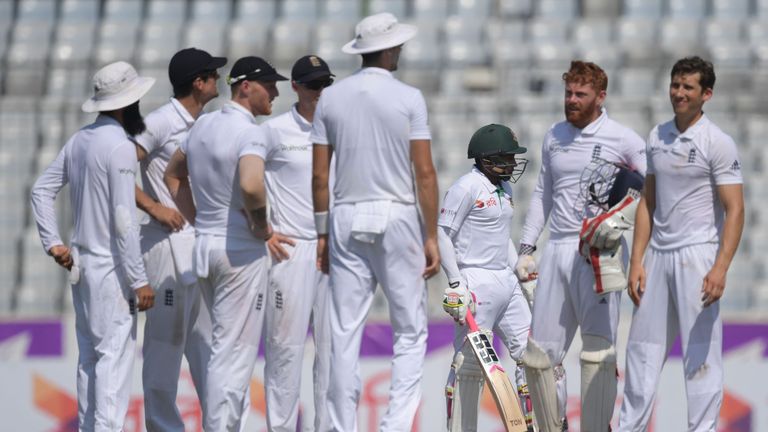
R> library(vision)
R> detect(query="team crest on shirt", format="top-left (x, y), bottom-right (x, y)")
top-left (687, 149), bottom-right (697, 163)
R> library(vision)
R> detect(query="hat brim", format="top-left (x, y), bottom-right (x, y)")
top-left (294, 70), bottom-right (335, 83)
top-left (342, 23), bottom-right (417, 54)
top-left (256, 72), bottom-right (289, 82)
top-left (82, 77), bottom-right (156, 113)
top-left (206, 56), bottom-right (228, 70)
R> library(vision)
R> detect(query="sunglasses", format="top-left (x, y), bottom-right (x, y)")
top-left (301, 78), bottom-right (334, 90)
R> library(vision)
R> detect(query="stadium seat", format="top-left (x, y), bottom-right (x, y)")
top-left (668, 0), bottom-right (708, 18)
top-left (60, 0), bottom-right (100, 23)
top-left (314, 20), bottom-right (357, 70)
top-left (454, 0), bottom-right (494, 18)
top-left (137, 21), bottom-right (183, 69)
top-left (16, 0), bottom-right (57, 24)
top-left (413, 0), bottom-right (449, 20)
top-left (536, 0), bottom-right (579, 19)
top-left (270, 20), bottom-right (313, 68)
top-left (94, 21), bottom-right (140, 67)
top-left (623, 0), bottom-right (663, 18)
top-left (182, 22), bottom-right (226, 55)
top-left (235, 0), bottom-right (276, 21)
top-left (191, 0), bottom-right (232, 22)
top-left (281, 0), bottom-right (318, 21)
top-left (51, 23), bottom-right (96, 68)
top-left (369, 0), bottom-right (407, 17)
top-left (227, 21), bottom-right (272, 64)
top-left (499, 0), bottom-right (533, 17)
top-left (104, 0), bottom-right (144, 23)
top-left (528, 18), bottom-right (570, 43)
top-left (711, 0), bottom-right (751, 18)
top-left (322, 0), bottom-right (361, 19)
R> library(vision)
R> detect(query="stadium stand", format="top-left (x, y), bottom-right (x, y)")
top-left (0, 0), bottom-right (764, 318)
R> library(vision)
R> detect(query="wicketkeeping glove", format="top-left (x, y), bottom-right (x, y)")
top-left (442, 279), bottom-right (475, 325)
top-left (581, 195), bottom-right (639, 250)
top-left (515, 254), bottom-right (538, 282)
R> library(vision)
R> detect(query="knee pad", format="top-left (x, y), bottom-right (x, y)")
top-left (446, 340), bottom-right (485, 432)
top-left (522, 338), bottom-right (562, 432)
top-left (580, 335), bottom-right (617, 432)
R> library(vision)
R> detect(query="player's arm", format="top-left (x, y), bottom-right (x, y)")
top-left (30, 144), bottom-right (72, 270)
top-left (239, 154), bottom-right (271, 240)
top-left (516, 136), bottom-right (553, 281)
top-left (701, 183), bottom-right (744, 307)
top-left (133, 142), bottom-right (184, 231)
top-left (411, 139), bottom-right (440, 279)
top-left (164, 148), bottom-right (196, 224)
top-left (627, 174), bottom-right (655, 306)
top-left (312, 143), bottom-right (333, 273)
top-left (108, 142), bottom-right (154, 310)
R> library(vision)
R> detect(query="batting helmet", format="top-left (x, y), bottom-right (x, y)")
top-left (467, 124), bottom-right (527, 159)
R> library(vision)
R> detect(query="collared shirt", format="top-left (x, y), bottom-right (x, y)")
top-left (310, 67), bottom-right (432, 205)
top-left (263, 105), bottom-right (322, 240)
top-left (439, 167), bottom-right (516, 270)
top-left (182, 101), bottom-right (271, 243)
top-left (647, 114), bottom-right (743, 250)
top-left (31, 114), bottom-right (148, 289)
top-left (520, 109), bottom-right (647, 245)
top-left (134, 98), bottom-right (195, 233)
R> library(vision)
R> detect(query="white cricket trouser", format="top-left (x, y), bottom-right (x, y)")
top-left (531, 237), bottom-right (622, 415)
top-left (618, 243), bottom-right (722, 432)
top-left (140, 229), bottom-right (211, 432)
top-left (265, 239), bottom-right (331, 432)
top-left (71, 249), bottom-right (137, 432)
top-left (327, 202), bottom-right (428, 432)
top-left (196, 236), bottom-right (269, 432)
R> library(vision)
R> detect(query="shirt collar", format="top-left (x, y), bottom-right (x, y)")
top-left (578, 107), bottom-right (608, 136)
top-left (290, 104), bottom-right (312, 130)
top-left (170, 97), bottom-right (195, 128)
top-left (669, 113), bottom-right (709, 141)
top-left (358, 67), bottom-right (393, 78)
top-left (223, 101), bottom-right (257, 124)
top-left (471, 166), bottom-right (502, 193)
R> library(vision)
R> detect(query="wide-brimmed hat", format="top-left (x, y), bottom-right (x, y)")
top-left (342, 13), bottom-right (417, 55)
top-left (82, 61), bottom-right (155, 113)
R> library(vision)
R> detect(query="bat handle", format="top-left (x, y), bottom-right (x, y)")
top-left (465, 308), bottom-right (479, 333)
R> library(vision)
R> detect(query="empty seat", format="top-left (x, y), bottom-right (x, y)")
top-left (227, 21), bottom-right (271, 63)
top-left (582, 0), bottom-right (621, 17)
top-left (499, 0), bottom-right (533, 17)
top-left (623, 0), bottom-right (662, 18)
top-left (711, 0), bottom-right (750, 18)
top-left (60, 0), bottom-right (100, 22)
top-left (759, 0), bottom-right (768, 18)
top-left (532, 43), bottom-right (575, 70)
top-left (413, 0), bottom-right (449, 19)
top-left (573, 20), bottom-right (614, 45)
top-left (138, 67), bottom-right (172, 104)
top-left (51, 23), bottom-right (96, 68)
top-left (528, 19), bottom-right (570, 43)
top-left (7, 21), bottom-right (54, 67)
top-left (270, 20), bottom-right (313, 67)
top-left (368, 0), bottom-right (407, 17)
top-left (314, 20), bottom-right (357, 69)
top-left (191, 0), bottom-right (232, 22)
top-left (146, 0), bottom-right (187, 23)
top-left (578, 45), bottom-right (623, 71)
top-left (94, 21), bottom-right (140, 67)
top-left (660, 19), bottom-right (703, 56)
top-left (748, 20), bottom-right (768, 45)
top-left (705, 19), bottom-right (745, 46)
top-left (280, 0), bottom-right (318, 20)
top-left (617, 18), bottom-right (662, 67)
top-left (235, 0), bottom-right (276, 22)
top-left (709, 43), bottom-right (752, 70)
top-left (668, 0), bottom-right (707, 19)
top-left (137, 21), bottom-right (183, 68)
top-left (492, 44), bottom-right (532, 70)
top-left (182, 22), bottom-right (226, 55)
top-left (616, 67), bottom-right (658, 97)
top-left (444, 17), bottom-right (485, 44)
top-left (104, 0), bottom-right (144, 23)
top-left (16, 0), bottom-right (57, 24)
top-left (445, 42), bottom-right (489, 67)
top-left (455, 0), bottom-right (494, 17)
top-left (536, 0), bottom-right (578, 18)
top-left (400, 22), bottom-right (441, 69)
top-left (486, 19), bottom-right (526, 44)
top-left (322, 0), bottom-right (361, 19)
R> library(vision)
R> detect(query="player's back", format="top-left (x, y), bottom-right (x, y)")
top-left (312, 67), bottom-right (430, 205)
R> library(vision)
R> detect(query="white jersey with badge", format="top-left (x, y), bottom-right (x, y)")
top-left (520, 109), bottom-right (647, 246)
top-left (647, 115), bottom-right (743, 250)
top-left (439, 168), bottom-right (516, 270)
top-left (134, 98), bottom-right (194, 233)
top-left (182, 102), bottom-right (272, 243)
top-left (263, 106), bottom-right (319, 240)
top-left (310, 67), bottom-right (431, 205)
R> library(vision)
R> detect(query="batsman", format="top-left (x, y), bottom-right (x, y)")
top-left (439, 124), bottom-right (534, 431)
top-left (515, 61), bottom-right (646, 431)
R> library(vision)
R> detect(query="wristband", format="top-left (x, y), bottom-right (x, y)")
top-left (314, 211), bottom-right (329, 235)
top-left (518, 243), bottom-right (536, 256)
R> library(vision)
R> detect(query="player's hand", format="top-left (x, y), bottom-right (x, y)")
top-left (422, 237), bottom-right (440, 279)
top-left (316, 234), bottom-right (329, 274)
top-left (515, 255), bottom-right (537, 282)
top-left (49, 245), bottom-right (73, 270)
top-left (442, 279), bottom-right (475, 325)
top-left (150, 204), bottom-right (185, 232)
top-left (627, 260), bottom-right (646, 306)
top-left (134, 285), bottom-right (155, 311)
top-left (701, 264), bottom-right (727, 307)
top-left (267, 232), bottom-right (295, 263)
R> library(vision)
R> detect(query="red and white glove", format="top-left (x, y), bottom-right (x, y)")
top-left (580, 221), bottom-right (627, 295)
top-left (515, 254), bottom-right (538, 282)
top-left (442, 279), bottom-right (475, 325)
top-left (581, 195), bottom-right (639, 250)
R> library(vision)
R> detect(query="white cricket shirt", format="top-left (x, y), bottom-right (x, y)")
top-left (520, 109), bottom-right (647, 246)
top-left (31, 115), bottom-right (148, 289)
top-left (134, 98), bottom-right (194, 233)
top-left (310, 67), bottom-right (431, 205)
top-left (439, 168), bottom-right (516, 270)
top-left (647, 114), bottom-right (743, 250)
top-left (262, 105), bottom-right (318, 240)
top-left (182, 101), bottom-right (271, 244)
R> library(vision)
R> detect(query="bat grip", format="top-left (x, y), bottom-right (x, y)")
top-left (465, 308), bottom-right (479, 333)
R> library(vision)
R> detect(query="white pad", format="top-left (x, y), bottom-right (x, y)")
top-left (447, 341), bottom-right (485, 432)
top-left (522, 338), bottom-right (562, 432)
top-left (580, 335), bottom-right (617, 432)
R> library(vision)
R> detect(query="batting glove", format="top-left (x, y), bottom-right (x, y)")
top-left (442, 279), bottom-right (475, 325)
top-left (515, 254), bottom-right (538, 282)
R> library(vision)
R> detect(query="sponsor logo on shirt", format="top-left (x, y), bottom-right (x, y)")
top-left (549, 144), bottom-right (571, 154)
top-left (440, 208), bottom-right (456, 218)
top-left (280, 144), bottom-right (310, 151)
top-left (475, 196), bottom-right (498, 209)
top-left (118, 168), bottom-right (136, 175)
top-left (731, 160), bottom-right (741, 171)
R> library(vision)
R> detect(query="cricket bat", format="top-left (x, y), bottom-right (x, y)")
top-left (465, 309), bottom-right (528, 432)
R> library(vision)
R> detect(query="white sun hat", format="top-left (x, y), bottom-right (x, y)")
top-left (342, 12), bottom-right (417, 55)
top-left (82, 61), bottom-right (155, 113)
